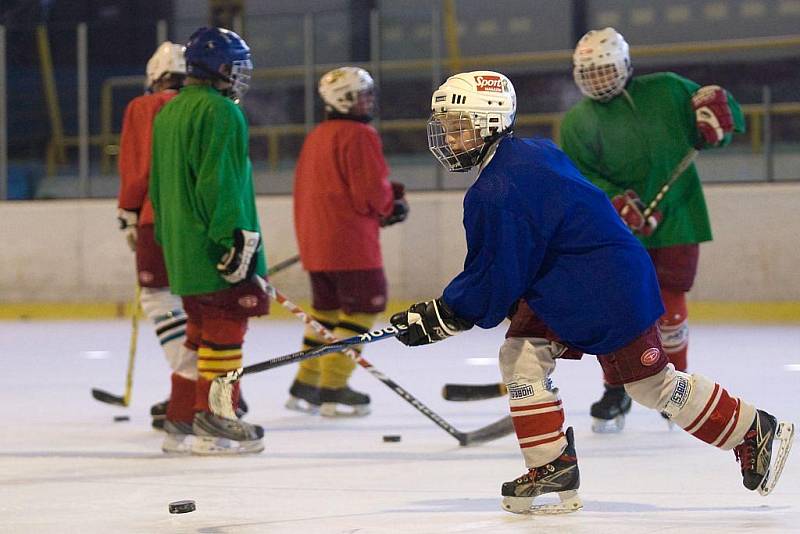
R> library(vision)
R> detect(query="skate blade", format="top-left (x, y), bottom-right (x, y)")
top-left (285, 396), bottom-right (319, 415)
top-left (190, 436), bottom-right (264, 456)
top-left (591, 415), bottom-right (625, 434)
top-left (161, 433), bottom-right (193, 455)
top-left (502, 490), bottom-right (583, 515)
top-left (758, 421), bottom-right (795, 496)
top-left (319, 402), bottom-right (371, 418)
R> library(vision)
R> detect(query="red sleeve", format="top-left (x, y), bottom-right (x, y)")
top-left (117, 96), bottom-right (153, 211)
top-left (342, 125), bottom-right (393, 218)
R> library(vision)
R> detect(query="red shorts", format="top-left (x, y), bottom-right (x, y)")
top-left (135, 224), bottom-right (169, 288)
top-left (506, 301), bottom-right (667, 384)
top-left (309, 269), bottom-right (387, 314)
top-left (647, 244), bottom-right (700, 293)
top-left (182, 277), bottom-right (270, 321)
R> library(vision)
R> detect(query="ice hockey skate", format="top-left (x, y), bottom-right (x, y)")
top-left (733, 409), bottom-right (794, 496)
top-left (501, 426), bottom-right (582, 514)
top-left (151, 399), bottom-right (169, 430)
top-left (590, 384), bottom-right (632, 433)
top-left (161, 419), bottom-right (194, 454)
top-left (285, 380), bottom-right (321, 414)
top-left (319, 386), bottom-right (370, 417)
top-left (190, 411), bottom-right (264, 455)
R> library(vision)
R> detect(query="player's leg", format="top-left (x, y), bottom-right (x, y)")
top-left (189, 280), bottom-right (269, 455)
top-left (136, 224), bottom-right (189, 429)
top-left (605, 325), bottom-right (794, 495)
top-left (499, 303), bottom-right (582, 515)
top-left (317, 269), bottom-right (387, 417)
top-left (162, 299), bottom-right (199, 454)
top-left (287, 307), bottom-right (339, 413)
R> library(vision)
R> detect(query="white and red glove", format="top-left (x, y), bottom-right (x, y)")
top-left (691, 85), bottom-right (733, 147)
top-left (611, 190), bottom-right (661, 237)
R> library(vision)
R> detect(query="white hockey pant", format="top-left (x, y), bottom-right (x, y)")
top-left (499, 337), bottom-right (567, 468)
top-left (140, 287), bottom-right (196, 380)
top-left (625, 364), bottom-right (755, 449)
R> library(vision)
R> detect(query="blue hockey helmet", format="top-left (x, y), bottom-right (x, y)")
top-left (184, 27), bottom-right (253, 101)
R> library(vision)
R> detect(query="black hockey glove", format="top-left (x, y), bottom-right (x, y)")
top-left (216, 229), bottom-right (262, 284)
top-left (117, 208), bottom-right (139, 252)
top-left (390, 297), bottom-right (473, 346)
top-left (380, 181), bottom-right (409, 227)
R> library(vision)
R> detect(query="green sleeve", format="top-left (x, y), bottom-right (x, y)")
top-left (672, 73), bottom-right (746, 148)
top-left (560, 108), bottom-right (623, 197)
top-left (190, 102), bottom-right (250, 249)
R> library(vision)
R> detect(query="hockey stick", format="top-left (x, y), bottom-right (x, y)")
top-left (90, 256), bottom-right (300, 407)
top-left (642, 147), bottom-right (699, 219)
top-left (92, 283), bottom-right (141, 407)
top-left (258, 282), bottom-right (514, 446)
top-left (443, 382), bottom-right (508, 401)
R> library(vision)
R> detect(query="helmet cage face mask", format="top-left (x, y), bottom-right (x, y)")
top-left (573, 62), bottom-right (629, 102)
top-left (226, 58), bottom-right (253, 102)
top-left (427, 111), bottom-right (487, 172)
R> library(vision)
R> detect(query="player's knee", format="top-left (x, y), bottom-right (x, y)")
top-left (624, 364), bottom-right (689, 412)
top-left (140, 287), bottom-right (183, 322)
top-left (499, 337), bottom-right (557, 383)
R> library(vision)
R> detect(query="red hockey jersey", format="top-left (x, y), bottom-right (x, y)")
top-left (294, 119), bottom-right (393, 271)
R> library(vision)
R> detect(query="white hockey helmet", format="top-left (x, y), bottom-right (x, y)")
top-left (427, 70), bottom-right (516, 172)
top-left (572, 27), bottom-right (631, 102)
top-left (146, 41), bottom-right (186, 89)
top-left (318, 67), bottom-right (375, 114)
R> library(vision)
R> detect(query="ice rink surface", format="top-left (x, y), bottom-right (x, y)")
top-left (0, 319), bottom-right (798, 533)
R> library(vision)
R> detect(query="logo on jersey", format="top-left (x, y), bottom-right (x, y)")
top-left (640, 347), bottom-right (661, 366)
top-left (508, 383), bottom-right (534, 400)
top-left (139, 271), bottom-right (154, 284)
top-left (474, 75), bottom-right (505, 93)
top-left (238, 295), bottom-right (259, 309)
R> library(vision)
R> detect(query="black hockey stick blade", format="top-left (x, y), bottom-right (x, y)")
top-left (443, 382), bottom-right (507, 401)
top-left (91, 388), bottom-right (128, 407)
top-left (457, 415), bottom-right (514, 446)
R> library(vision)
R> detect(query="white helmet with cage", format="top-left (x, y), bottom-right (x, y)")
top-left (146, 41), bottom-right (186, 89)
top-left (572, 27), bottom-right (631, 102)
top-left (318, 67), bottom-right (375, 114)
top-left (427, 70), bottom-right (516, 172)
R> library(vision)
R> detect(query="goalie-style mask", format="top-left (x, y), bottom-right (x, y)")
top-left (185, 27), bottom-right (253, 102)
top-left (146, 41), bottom-right (186, 90)
top-left (427, 71), bottom-right (516, 172)
top-left (573, 27), bottom-right (631, 102)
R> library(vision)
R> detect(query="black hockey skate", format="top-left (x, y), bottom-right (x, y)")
top-left (733, 410), bottom-right (794, 496)
top-left (191, 411), bottom-right (264, 455)
top-left (285, 380), bottom-right (321, 414)
top-left (501, 427), bottom-right (582, 514)
top-left (319, 386), bottom-right (370, 417)
top-left (153, 396), bottom-right (248, 430)
top-left (590, 384), bottom-right (632, 433)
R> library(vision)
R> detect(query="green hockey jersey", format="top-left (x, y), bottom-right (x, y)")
top-left (560, 72), bottom-right (745, 248)
top-left (150, 84), bottom-right (266, 296)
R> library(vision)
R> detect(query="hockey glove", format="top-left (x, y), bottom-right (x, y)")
top-left (117, 208), bottom-right (139, 252)
top-left (611, 190), bottom-right (662, 237)
top-left (692, 85), bottom-right (733, 148)
top-left (381, 182), bottom-right (409, 227)
top-left (390, 297), bottom-right (473, 346)
top-left (216, 229), bottom-right (262, 284)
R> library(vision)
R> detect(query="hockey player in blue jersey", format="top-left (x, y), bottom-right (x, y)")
top-left (390, 70), bottom-right (793, 514)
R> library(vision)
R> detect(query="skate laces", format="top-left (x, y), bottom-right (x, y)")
top-left (734, 429), bottom-right (757, 472)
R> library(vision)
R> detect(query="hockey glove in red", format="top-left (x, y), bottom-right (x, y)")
top-left (117, 208), bottom-right (139, 252)
top-left (217, 229), bottom-right (262, 284)
top-left (692, 85), bottom-right (733, 147)
top-left (390, 297), bottom-right (473, 346)
top-left (611, 190), bottom-right (661, 237)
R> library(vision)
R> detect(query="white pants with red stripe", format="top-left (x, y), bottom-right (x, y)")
top-left (499, 337), bottom-right (567, 468)
top-left (625, 364), bottom-right (756, 449)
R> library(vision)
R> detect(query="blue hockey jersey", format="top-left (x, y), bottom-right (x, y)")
top-left (442, 136), bottom-right (664, 355)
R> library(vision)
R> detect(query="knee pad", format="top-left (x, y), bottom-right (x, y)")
top-left (140, 287), bottom-right (187, 371)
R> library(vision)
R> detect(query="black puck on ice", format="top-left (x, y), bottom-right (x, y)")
top-left (113, 415), bottom-right (130, 422)
top-left (382, 434), bottom-right (401, 442)
top-left (169, 500), bottom-right (196, 514)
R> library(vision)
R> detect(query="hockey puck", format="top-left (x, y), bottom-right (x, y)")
top-left (113, 415), bottom-right (130, 422)
top-left (382, 434), bottom-right (401, 442)
top-left (168, 500), bottom-right (196, 514)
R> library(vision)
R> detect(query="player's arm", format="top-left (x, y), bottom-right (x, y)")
top-left (343, 127), bottom-right (395, 219)
top-left (117, 99), bottom-right (153, 249)
top-left (193, 104), bottom-right (261, 284)
top-left (672, 73), bottom-right (745, 149)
